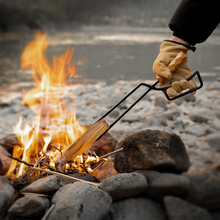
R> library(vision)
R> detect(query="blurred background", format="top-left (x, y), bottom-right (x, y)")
top-left (0, 0), bottom-right (219, 93)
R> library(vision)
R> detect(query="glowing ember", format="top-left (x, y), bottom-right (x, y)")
top-left (7, 32), bottom-right (98, 177)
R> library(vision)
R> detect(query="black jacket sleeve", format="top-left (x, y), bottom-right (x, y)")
top-left (169, 0), bottom-right (220, 45)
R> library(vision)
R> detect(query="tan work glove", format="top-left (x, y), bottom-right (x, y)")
top-left (153, 40), bottom-right (197, 97)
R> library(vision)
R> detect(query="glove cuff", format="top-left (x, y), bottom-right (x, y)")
top-left (164, 40), bottom-right (196, 52)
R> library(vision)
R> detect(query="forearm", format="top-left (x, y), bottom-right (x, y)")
top-left (171, 36), bottom-right (191, 46)
top-left (169, 0), bottom-right (219, 45)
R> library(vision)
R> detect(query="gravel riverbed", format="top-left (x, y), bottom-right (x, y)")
top-left (0, 79), bottom-right (220, 174)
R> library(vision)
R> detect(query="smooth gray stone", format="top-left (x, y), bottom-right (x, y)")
top-left (145, 116), bottom-right (163, 127)
top-left (169, 120), bottom-right (185, 132)
top-left (163, 110), bottom-right (181, 121)
top-left (164, 196), bottom-right (212, 220)
top-left (136, 170), bottom-right (190, 199)
top-left (52, 184), bottom-right (72, 204)
top-left (0, 177), bottom-right (15, 218)
top-left (121, 113), bottom-right (142, 123)
top-left (184, 170), bottom-right (220, 210)
top-left (21, 175), bottom-right (64, 196)
top-left (154, 96), bottom-right (167, 110)
top-left (99, 173), bottom-right (148, 201)
top-left (8, 196), bottom-right (50, 218)
top-left (186, 124), bottom-right (206, 137)
top-left (48, 182), bottom-right (112, 220)
top-left (204, 133), bottom-right (220, 151)
top-left (180, 133), bottom-right (196, 148)
top-left (110, 197), bottom-right (166, 220)
top-left (174, 93), bottom-right (196, 105)
top-left (188, 109), bottom-right (213, 123)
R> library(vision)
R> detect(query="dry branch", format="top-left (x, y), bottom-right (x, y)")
top-left (8, 156), bottom-right (34, 167)
top-left (32, 167), bottom-right (99, 186)
top-left (99, 148), bottom-right (124, 159)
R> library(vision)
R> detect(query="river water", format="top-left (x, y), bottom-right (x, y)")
top-left (0, 26), bottom-right (219, 100)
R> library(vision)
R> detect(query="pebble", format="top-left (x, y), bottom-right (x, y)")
top-left (52, 184), bottom-right (72, 204)
top-left (48, 182), bottom-right (112, 220)
top-left (21, 175), bottom-right (65, 196)
top-left (180, 133), bottom-right (197, 148)
top-left (164, 196), bottom-right (212, 220)
top-left (8, 196), bottom-right (50, 219)
top-left (154, 96), bottom-right (167, 110)
top-left (207, 81), bottom-right (220, 90)
top-left (162, 109), bottom-right (181, 121)
top-left (209, 119), bottom-right (220, 130)
top-left (169, 120), bottom-right (185, 132)
top-left (99, 173), bottom-right (148, 201)
top-left (98, 95), bottom-right (121, 109)
top-left (121, 113), bottom-right (142, 123)
top-left (108, 108), bottom-right (120, 118)
top-left (110, 197), bottom-right (166, 220)
top-left (184, 169), bottom-right (220, 210)
top-left (215, 110), bottom-right (220, 119)
top-left (135, 170), bottom-right (190, 199)
top-left (184, 93), bottom-right (196, 102)
top-left (174, 93), bottom-right (196, 105)
top-left (0, 177), bottom-right (15, 218)
top-left (195, 98), bottom-right (218, 109)
top-left (145, 116), bottom-right (163, 127)
top-left (186, 123), bottom-right (206, 137)
top-left (188, 109), bottom-right (214, 123)
top-left (204, 133), bottom-right (220, 151)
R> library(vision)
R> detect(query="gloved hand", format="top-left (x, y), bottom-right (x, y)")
top-left (153, 40), bottom-right (197, 97)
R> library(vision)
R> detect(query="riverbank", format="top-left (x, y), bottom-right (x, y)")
top-left (0, 79), bottom-right (220, 174)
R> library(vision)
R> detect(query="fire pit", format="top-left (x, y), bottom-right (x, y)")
top-left (0, 32), bottom-right (220, 220)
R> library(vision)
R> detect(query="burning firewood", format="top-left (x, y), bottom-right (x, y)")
top-left (88, 131), bottom-right (118, 157)
top-left (63, 118), bottom-right (110, 161)
top-left (92, 161), bottom-right (118, 182)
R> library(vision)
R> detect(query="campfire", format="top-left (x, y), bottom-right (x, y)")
top-left (5, 32), bottom-right (104, 179)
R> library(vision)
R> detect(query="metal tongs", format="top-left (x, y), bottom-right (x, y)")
top-left (98, 70), bottom-right (203, 134)
top-left (62, 52), bottom-right (203, 161)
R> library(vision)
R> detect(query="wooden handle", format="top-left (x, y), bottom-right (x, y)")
top-left (63, 118), bottom-right (110, 161)
top-left (168, 51), bottom-right (187, 72)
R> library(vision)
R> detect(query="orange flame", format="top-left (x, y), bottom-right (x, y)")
top-left (7, 32), bottom-right (88, 177)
